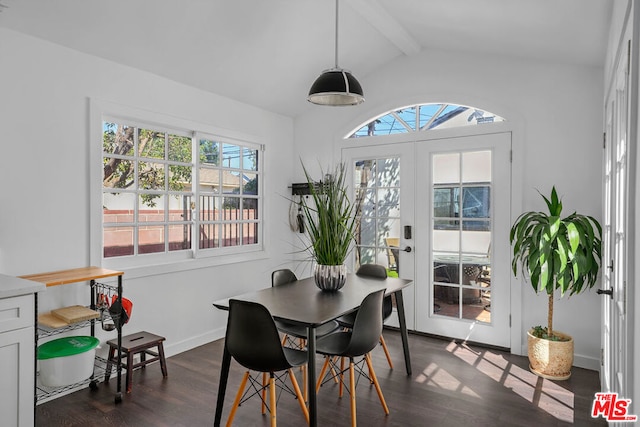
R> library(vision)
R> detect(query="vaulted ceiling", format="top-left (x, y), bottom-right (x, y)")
top-left (0, 0), bottom-right (612, 118)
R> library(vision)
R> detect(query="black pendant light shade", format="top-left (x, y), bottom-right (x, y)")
top-left (307, 0), bottom-right (364, 106)
top-left (308, 68), bottom-right (364, 106)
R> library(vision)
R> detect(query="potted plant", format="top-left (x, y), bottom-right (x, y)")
top-left (510, 186), bottom-right (602, 380)
top-left (299, 161), bottom-right (358, 291)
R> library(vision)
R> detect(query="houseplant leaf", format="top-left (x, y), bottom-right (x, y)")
top-left (510, 186), bottom-right (602, 339)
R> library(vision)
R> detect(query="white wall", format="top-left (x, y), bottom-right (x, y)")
top-left (0, 28), bottom-right (296, 356)
top-left (294, 47), bottom-right (604, 369)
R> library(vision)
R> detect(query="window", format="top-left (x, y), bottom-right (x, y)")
top-left (101, 118), bottom-right (262, 264)
top-left (347, 103), bottom-right (505, 138)
top-left (196, 138), bottom-right (260, 250)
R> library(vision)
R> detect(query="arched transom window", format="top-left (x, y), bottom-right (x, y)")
top-left (347, 103), bottom-right (505, 138)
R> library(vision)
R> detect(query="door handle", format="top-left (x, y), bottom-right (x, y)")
top-left (596, 288), bottom-right (613, 299)
top-left (402, 246), bottom-right (412, 253)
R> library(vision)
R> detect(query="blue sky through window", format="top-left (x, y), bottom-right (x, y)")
top-left (348, 103), bottom-right (505, 138)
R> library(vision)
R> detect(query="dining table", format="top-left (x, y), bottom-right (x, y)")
top-left (212, 273), bottom-right (413, 427)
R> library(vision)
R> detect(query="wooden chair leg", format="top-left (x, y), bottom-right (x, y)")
top-left (261, 372), bottom-right (268, 415)
top-left (379, 335), bottom-right (394, 369)
top-left (329, 356), bottom-right (341, 384)
top-left (288, 368), bottom-right (310, 425)
top-left (269, 374), bottom-right (277, 427)
top-left (339, 356), bottom-right (345, 398)
top-left (226, 371), bottom-right (250, 427)
top-left (316, 357), bottom-right (330, 392)
top-left (365, 353), bottom-right (389, 415)
top-left (281, 334), bottom-right (288, 346)
top-left (349, 359), bottom-right (357, 427)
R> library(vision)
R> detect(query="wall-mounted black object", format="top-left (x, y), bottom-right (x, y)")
top-left (290, 182), bottom-right (321, 196)
top-left (404, 225), bottom-right (412, 239)
top-left (291, 183), bottom-right (311, 195)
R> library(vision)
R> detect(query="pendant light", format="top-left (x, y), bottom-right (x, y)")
top-left (307, 0), bottom-right (364, 106)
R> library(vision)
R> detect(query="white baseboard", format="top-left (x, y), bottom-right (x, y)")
top-left (163, 327), bottom-right (226, 358)
top-left (573, 353), bottom-right (600, 372)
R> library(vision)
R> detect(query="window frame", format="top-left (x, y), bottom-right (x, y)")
top-left (90, 99), bottom-right (266, 276)
top-left (345, 103), bottom-right (506, 138)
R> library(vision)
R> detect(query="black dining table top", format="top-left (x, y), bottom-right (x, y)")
top-left (213, 273), bottom-right (411, 327)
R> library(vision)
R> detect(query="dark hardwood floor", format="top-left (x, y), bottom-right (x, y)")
top-left (35, 329), bottom-right (606, 426)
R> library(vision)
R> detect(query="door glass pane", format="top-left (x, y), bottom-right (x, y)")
top-left (462, 150), bottom-right (491, 183)
top-left (359, 216), bottom-right (376, 247)
top-left (432, 151), bottom-right (492, 323)
top-left (433, 187), bottom-right (457, 217)
top-left (433, 153), bottom-right (459, 184)
top-left (354, 157), bottom-right (401, 275)
top-left (377, 158), bottom-right (400, 186)
top-left (377, 218), bottom-right (400, 246)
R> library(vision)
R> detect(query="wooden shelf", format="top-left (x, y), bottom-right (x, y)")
top-left (19, 267), bottom-right (123, 287)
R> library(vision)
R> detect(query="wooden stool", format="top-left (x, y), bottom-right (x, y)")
top-left (105, 331), bottom-right (168, 393)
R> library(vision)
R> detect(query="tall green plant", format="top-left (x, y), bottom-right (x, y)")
top-left (510, 186), bottom-right (602, 339)
top-left (300, 162), bottom-right (357, 266)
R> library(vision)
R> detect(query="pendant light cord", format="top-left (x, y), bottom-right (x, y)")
top-left (334, 0), bottom-right (339, 69)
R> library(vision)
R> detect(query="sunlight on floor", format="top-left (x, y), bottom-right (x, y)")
top-left (415, 362), bottom-right (481, 398)
top-left (414, 341), bottom-right (575, 423)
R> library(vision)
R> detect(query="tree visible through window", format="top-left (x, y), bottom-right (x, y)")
top-left (102, 120), bottom-right (261, 259)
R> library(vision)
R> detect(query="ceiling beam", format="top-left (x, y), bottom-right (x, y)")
top-left (346, 0), bottom-right (421, 56)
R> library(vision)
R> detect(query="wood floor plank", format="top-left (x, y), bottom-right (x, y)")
top-left (36, 330), bottom-right (606, 426)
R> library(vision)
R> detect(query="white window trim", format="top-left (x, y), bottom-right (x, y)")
top-left (90, 99), bottom-right (268, 279)
top-left (345, 103), bottom-right (506, 139)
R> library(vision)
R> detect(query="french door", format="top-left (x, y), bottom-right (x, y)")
top-left (343, 131), bottom-right (511, 347)
top-left (343, 142), bottom-right (416, 330)
top-left (601, 31), bottom-right (631, 402)
top-left (414, 133), bottom-right (511, 347)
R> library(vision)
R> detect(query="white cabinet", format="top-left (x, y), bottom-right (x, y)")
top-left (0, 281), bottom-right (42, 427)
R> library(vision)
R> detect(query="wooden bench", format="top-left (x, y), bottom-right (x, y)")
top-left (105, 331), bottom-right (167, 393)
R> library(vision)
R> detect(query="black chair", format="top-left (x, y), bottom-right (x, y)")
top-left (272, 269), bottom-right (342, 399)
top-left (272, 269), bottom-right (340, 345)
top-left (315, 288), bottom-right (389, 425)
top-left (335, 264), bottom-right (394, 369)
top-left (224, 299), bottom-right (309, 427)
